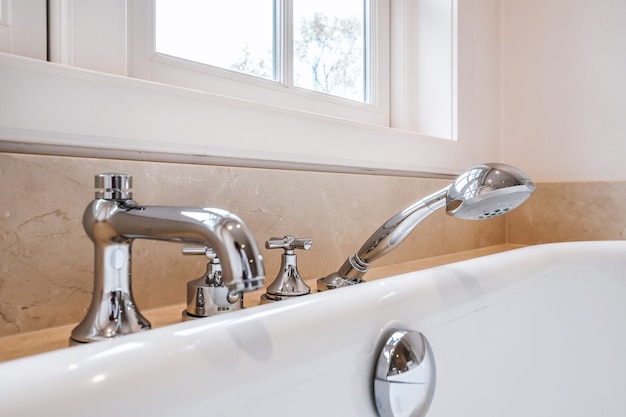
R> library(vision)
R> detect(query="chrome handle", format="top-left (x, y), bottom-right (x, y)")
top-left (265, 235), bottom-right (312, 252)
top-left (94, 173), bottom-right (133, 200)
top-left (181, 246), bottom-right (241, 319)
top-left (260, 235), bottom-right (312, 303)
top-left (373, 329), bottom-right (436, 417)
top-left (182, 246), bottom-right (218, 261)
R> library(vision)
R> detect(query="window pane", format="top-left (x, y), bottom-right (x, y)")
top-left (293, 0), bottom-right (366, 102)
top-left (155, 0), bottom-right (275, 80)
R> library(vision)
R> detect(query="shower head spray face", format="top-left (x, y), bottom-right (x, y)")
top-left (446, 163), bottom-right (536, 220)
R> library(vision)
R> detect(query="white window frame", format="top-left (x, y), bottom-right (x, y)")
top-left (0, 0), bottom-right (503, 178)
top-left (0, 0), bottom-right (46, 60)
top-left (127, 0), bottom-right (390, 126)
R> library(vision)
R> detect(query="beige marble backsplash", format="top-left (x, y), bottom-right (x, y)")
top-left (1, 152), bottom-right (624, 338)
top-left (0, 152), bottom-right (508, 337)
top-left (507, 181), bottom-right (626, 244)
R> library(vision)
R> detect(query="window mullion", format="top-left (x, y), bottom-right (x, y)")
top-left (278, 0), bottom-right (293, 88)
top-left (131, 0), bottom-right (391, 125)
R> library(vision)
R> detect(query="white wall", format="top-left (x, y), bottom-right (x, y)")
top-left (0, 0), bottom-right (46, 60)
top-left (501, 0), bottom-right (626, 181)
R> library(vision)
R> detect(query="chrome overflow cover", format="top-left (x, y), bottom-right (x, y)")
top-left (373, 329), bottom-right (436, 417)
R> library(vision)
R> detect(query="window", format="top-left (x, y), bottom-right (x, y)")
top-left (4, 0), bottom-right (495, 178)
top-left (292, 1), bottom-right (367, 102)
top-left (155, 1), bottom-right (277, 82)
top-left (155, 0), bottom-right (368, 104)
top-left (45, 1), bottom-right (462, 135)
top-left (129, 0), bottom-right (388, 125)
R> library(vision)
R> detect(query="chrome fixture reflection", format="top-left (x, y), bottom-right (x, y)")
top-left (260, 235), bottom-right (312, 303)
top-left (373, 329), bottom-right (436, 417)
top-left (181, 246), bottom-right (243, 320)
top-left (70, 173), bottom-right (264, 344)
top-left (318, 163), bottom-right (536, 290)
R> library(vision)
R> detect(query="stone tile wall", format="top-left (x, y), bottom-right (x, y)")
top-left (3, 152), bottom-right (623, 337)
top-left (507, 182), bottom-right (626, 244)
top-left (0, 152), bottom-right (506, 336)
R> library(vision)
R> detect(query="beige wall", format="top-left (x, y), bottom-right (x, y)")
top-left (2, 152), bottom-right (624, 339)
top-left (0, 152), bottom-right (507, 337)
top-left (507, 182), bottom-right (626, 244)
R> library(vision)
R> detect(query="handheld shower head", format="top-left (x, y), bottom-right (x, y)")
top-left (318, 163), bottom-right (536, 290)
top-left (446, 163), bottom-right (536, 220)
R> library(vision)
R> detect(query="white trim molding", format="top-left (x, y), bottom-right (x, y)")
top-left (0, 0), bottom-right (501, 178)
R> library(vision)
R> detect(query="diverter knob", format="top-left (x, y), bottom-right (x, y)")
top-left (181, 245), bottom-right (242, 319)
top-left (95, 173), bottom-right (133, 200)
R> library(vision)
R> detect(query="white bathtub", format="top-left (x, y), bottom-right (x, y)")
top-left (1, 241), bottom-right (625, 416)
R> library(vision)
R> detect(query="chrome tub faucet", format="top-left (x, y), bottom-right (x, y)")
top-left (70, 173), bottom-right (265, 344)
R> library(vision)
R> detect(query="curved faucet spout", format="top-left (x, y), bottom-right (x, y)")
top-left (90, 203), bottom-right (265, 294)
top-left (71, 175), bottom-right (265, 344)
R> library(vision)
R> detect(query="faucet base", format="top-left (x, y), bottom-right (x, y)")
top-left (69, 289), bottom-right (152, 344)
top-left (74, 173), bottom-right (266, 343)
top-left (182, 284), bottom-right (244, 319)
top-left (316, 274), bottom-right (365, 291)
top-left (260, 291), bottom-right (311, 303)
